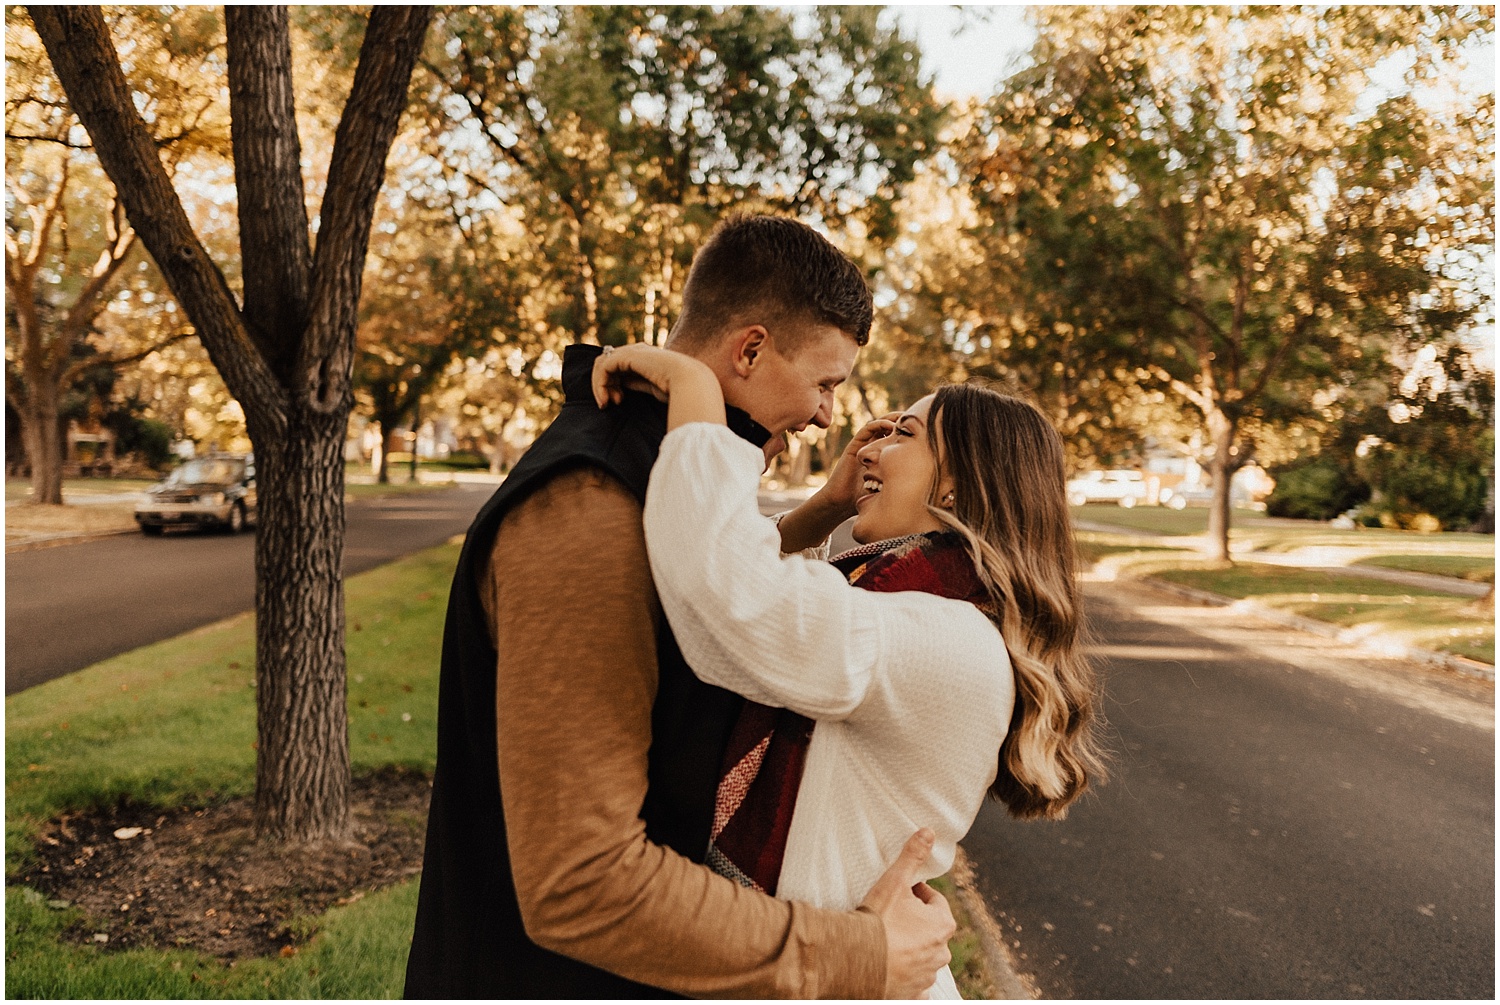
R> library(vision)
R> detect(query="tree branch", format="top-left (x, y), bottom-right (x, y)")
top-left (4, 130), bottom-right (91, 148)
top-left (1149, 363), bottom-right (1212, 414)
top-left (70, 195), bottom-right (135, 309)
top-left (226, 5), bottom-right (312, 377)
top-left (435, 45), bottom-right (536, 177)
top-left (5, 357), bottom-right (29, 414)
top-left (300, 5), bottom-right (433, 414)
top-left (1167, 289), bottom-right (1227, 345)
top-left (21, 155), bottom-right (70, 270)
top-left (58, 328), bottom-right (197, 386)
top-left (1241, 313), bottom-right (1309, 406)
top-left (28, 4), bottom-right (285, 435)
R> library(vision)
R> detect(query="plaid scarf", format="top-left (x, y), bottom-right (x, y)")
top-left (705, 530), bottom-right (994, 894)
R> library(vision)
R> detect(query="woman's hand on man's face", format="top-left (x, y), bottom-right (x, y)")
top-left (816, 413), bottom-right (901, 517)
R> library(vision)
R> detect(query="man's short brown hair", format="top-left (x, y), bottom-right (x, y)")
top-left (665, 214), bottom-right (872, 356)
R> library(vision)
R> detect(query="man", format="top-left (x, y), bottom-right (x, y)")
top-left (405, 215), bottom-right (954, 998)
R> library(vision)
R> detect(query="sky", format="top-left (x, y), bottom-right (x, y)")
top-left (887, 5), bottom-right (1035, 99)
top-left (888, 4), bottom-right (1495, 101)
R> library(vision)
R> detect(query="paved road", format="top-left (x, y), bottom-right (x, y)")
top-left (5, 485), bottom-right (494, 695)
top-left (962, 578), bottom-right (1495, 999)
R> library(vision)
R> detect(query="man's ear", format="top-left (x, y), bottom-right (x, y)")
top-left (730, 325), bottom-right (770, 379)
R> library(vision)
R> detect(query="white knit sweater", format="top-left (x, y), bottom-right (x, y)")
top-left (644, 424), bottom-right (1016, 999)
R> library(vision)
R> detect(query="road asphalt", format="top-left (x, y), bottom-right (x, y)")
top-left (960, 576), bottom-right (1495, 999)
top-left (5, 484), bottom-right (494, 695)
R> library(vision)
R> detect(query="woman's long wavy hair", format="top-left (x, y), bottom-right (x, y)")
top-left (926, 383), bottom-right (1108, 820)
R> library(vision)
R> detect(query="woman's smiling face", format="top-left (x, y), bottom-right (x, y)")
top-left (850, 394), bottom-right (954, 544)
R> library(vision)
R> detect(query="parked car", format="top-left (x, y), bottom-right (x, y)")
top-left (1066, 469), bottom-right (1149, 508)
top-left (1162, 485), bottom-right (1215, 510)
top-left (135, 453), bottom-right (257, 535)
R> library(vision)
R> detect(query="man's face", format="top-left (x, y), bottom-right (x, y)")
top-left (733, 323), bottom-right (859, 456)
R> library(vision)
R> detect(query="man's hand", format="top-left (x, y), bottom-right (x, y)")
top-left (861, 828), bottom-right (956, 999)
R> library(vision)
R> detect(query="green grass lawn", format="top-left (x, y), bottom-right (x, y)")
top-left (6, 881), bottom-right (418, 999)
top-left (1071, 504), bottom-right (1495, 554)
top-left (1074, 539), bottom-right (1191, 565)
top-left (1151, 564), bottom-right (1494, 664)
top-left (342, 480), bottom-right (451, 500)
top-left (928, 874), bottom-right (992, 1000)
top-left (6, 543), bottom-right (458, 997)
top-left (1356, 554), bottom-right (1496, 584)
top-left (1070, 504), bottom-right (1277, 536)
top-left (1245, 527), bottom-right (1496, 555)
top-left (5, 478), bottom-right (159, 504)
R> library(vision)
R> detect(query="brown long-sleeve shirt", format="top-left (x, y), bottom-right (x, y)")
top-left (479, 466), bottom-right (886, 998)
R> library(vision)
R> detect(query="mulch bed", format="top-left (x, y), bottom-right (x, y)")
top-left (12, 767), bottom-right (431, 960)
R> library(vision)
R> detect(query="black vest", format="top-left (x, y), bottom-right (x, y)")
top-left (404, 344), bottom-right (768, 999)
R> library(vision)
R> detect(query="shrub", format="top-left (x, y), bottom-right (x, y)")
top-left (119, 418), bottom-right (175, 470)
top-left (1266, 457), bottom-right (1368, 521)
top-left (1357, 430), bottom-right (1492, 531)
top-left (438, 451), bottom-right (490, 470)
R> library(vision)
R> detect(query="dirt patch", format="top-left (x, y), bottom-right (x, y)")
top-left (12, 768), bottom-right (430, 960)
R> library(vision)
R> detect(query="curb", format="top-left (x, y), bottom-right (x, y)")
top-left (1136, 575), bottom-right (1495, 682)
top-left (5, 526), bottom-right (141, 554)
top-left (951, 846), bottom-right (1037, 999)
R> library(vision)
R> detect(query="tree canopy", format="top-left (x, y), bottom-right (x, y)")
top-left (953, 5), bottom-right (1493, 555)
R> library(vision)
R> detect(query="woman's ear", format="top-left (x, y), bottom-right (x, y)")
top-left (936, 474), bottom-right (957, 510)
top-left (731, 325), bottom-right (770, 378)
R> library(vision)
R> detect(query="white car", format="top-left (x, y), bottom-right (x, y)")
top-left (1067, 470), bottom-right (1149, 508)
top-left (135, 453), bottom-right (257, 535)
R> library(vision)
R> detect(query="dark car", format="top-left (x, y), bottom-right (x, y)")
top-left (135, 454), bottom-right (257, 535)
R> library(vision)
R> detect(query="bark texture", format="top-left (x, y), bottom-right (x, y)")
top-left (251, 409), bottom-right (352, 839)
top-left (17, 392), bottom-right (64, 504)
top-left (225, 5), bottom-right (312, 380)
top-left (30, 4), bottom-right (434, 843)
top-left (1204, 408), bottom-right (1245, 563)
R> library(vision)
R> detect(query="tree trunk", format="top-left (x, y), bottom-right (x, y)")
top-left (408, 397), bottom-right (420, 482)
top-left (373, 416), bottom-right (392, 484)
top-left (250, 405), bottom-right (352, 842)
top-left (20, 388), bottom-right (65, 505)
top-left (567, 214), bottom-right (600, 344)
top-left (30, 3), bottom-right (433, 847)
top-left (1205, 408), bottom-right (1237, 562)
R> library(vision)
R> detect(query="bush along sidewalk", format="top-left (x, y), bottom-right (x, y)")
top-left (7, 538), bottom-right (997, 997)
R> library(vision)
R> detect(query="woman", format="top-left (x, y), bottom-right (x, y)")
top-left (594, 345), bottom-right (1107, 998)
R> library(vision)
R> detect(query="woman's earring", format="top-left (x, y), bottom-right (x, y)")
top-left (943, 492), bottom-right (955, 507)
